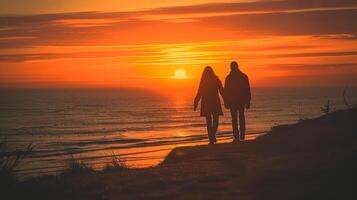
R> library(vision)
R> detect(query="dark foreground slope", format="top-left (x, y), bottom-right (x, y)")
top-left (6, 109), bottom-right (357, 200)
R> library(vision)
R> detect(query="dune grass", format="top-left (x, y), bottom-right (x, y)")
top-left (62, 152), bottom-right (128, 175)
top-left (103, 152), bottom-right (129, 172)
top-left (0, 140), bottom-right (33, 189)
top-left (61, 155), bottom-right (94, 175)
top-left (2, 108), bottom-right (355, 200)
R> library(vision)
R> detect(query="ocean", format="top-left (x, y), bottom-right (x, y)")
top-left (0, 87), bottom-right (356, 178)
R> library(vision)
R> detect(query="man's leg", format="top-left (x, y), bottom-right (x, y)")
top-left (230, 109), bottom-right (239, 139)
top-left (238, 107), bottom-right (246, 140)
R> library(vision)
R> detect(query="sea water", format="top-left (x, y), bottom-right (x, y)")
top-left (0, 87), bottom-right (356, 178)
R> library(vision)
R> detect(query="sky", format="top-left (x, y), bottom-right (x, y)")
top-left (1, 0), bottom-right (357, 90)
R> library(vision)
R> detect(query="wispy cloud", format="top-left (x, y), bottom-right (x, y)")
top-left (0, 0), bottom-right (356, 87)
top-left (1, 0), bottom-right (357, 49)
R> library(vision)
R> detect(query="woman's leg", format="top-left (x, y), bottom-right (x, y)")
top-left (205, 115), bottom-right (214, 144)
top-left (212, 114), bottom-right (219, 142)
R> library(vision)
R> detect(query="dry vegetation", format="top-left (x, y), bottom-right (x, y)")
top-left (1, 108), bottom-right (354, 200)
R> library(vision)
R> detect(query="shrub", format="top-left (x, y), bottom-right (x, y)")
top-left (320, 100), bottom-right (331, 115)
top-left (0, 140), bottom-right (34, 186)
top-left (63, 154), bottom-right (93, 174)
top-left (104, 151), bottom-right (128, 172)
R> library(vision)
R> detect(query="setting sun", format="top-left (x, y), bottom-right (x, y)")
top-left (173, 69), bottom-right (188, 79)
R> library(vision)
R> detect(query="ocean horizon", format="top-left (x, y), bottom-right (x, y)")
top-left (1, 87), bottom-right (356, 178)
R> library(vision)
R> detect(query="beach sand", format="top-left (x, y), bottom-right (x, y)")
top-left (4, 108), bottom-right (356, 200)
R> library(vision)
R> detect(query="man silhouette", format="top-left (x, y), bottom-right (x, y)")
top-left (224, 61), bottom-right (251, 141)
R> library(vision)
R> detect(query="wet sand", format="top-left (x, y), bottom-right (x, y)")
top-left (5, 108), bottom-right (356, 200)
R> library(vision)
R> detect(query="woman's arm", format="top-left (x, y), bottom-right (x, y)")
top-left (194, 84), bottom-right (202, 111)
top-left (194, 94), bottom-right (201, 111)
top-left (217, 77), bottom-right (229, 109)
top-left (217, 78), bottom-right (225, 97)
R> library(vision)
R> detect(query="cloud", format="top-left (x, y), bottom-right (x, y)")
top-left (256, 63), bottom-right (357, 71)
top-left (0, 53), bottom-right (67, 62)
top-left (199, 9), bottom-right (357, 36)
top-left (313, 34), bottom-right (357, 40)
top-left (0, 0), bottom-right (357, 49)
top-left (1, 47), bottom-right (357, 63)
top-left (258, 51), bottom-right (357, 59)
top-left (0, 0), bottom-right (356, 86)
top-left (149, 0), bottom-right (357, 14)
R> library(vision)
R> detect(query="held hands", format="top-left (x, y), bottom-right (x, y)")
top-left (246, 102), bottom-right (251, 110)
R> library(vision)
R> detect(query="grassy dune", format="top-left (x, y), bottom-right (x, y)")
top-left (4, 109), bottom-right (356, 200)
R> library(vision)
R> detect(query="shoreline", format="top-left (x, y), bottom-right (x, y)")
top-left (3, 108), bottom-right (356, 200)
top-left (14, 130), bottom-right (266, 179)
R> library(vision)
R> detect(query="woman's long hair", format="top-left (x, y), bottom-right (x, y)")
top-left (198, 66), bottom-right (216, 94)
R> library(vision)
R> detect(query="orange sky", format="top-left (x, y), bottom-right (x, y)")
top-left (1, 0), bottom-right (357, 90)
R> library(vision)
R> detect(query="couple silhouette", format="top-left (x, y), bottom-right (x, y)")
top-left (194, 61), bottom-right (251, 144)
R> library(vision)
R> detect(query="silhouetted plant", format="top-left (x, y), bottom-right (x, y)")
top-left (66, 154), bottom-right (92, 173)
top-left (296, 102), bottom-right (308, 122)
top-left (104, 151), bottom-right (128, 171)
top-left (320, 100), bottom-right (331, 115)
top-left (0, 140), bottom-right (34, 186)
top-left (342, 86), bottom-right (352, 109)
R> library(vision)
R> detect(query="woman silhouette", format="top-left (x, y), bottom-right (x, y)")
top-left (194, 66), bottom-right (225, 144)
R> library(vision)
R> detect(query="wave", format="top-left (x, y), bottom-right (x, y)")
top-left (26, 131), bottom-right (265, 159)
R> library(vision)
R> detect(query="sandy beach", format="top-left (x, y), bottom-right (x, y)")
top-left (2, 108), bottom-right (355, 200)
